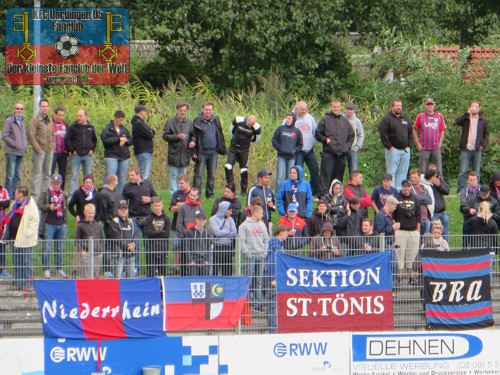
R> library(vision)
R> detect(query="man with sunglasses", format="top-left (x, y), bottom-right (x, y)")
top-left (412, 97), bottom-right (446, 174)
top-left (2, 103), bottom-right (28, 196)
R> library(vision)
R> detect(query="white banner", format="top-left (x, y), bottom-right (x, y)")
top-left (351, 330), bottom-right (500, 374)
top-left (220, 332), bottom-right (350, 374)
top-left (0, 338), bottom-right (44, 375)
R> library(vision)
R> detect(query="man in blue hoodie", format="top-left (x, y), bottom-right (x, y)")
top-left (277, 165), bottom-right (313, 219)
top-left (209, 201), bottom-right (237, 276)
top-left (272, 112), bottom-right (303, 195)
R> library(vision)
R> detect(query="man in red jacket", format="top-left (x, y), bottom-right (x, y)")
top-left (344, 170), bottom-right (372, 218)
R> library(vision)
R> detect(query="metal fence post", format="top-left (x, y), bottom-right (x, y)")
top-left (89, 236), bottom-right (94, 279)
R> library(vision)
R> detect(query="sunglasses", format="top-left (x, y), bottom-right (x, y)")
top-left (425, 102), bottom-right (434, 105)
top-left (15, 107), bottom-right (24, 110)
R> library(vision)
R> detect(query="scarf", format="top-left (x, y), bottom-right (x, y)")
top-left (185, 196), bottom-right (200, 206)
top-left (50, 186), bottom-right (65, 217)
top-left (3, 197), bottom-right (29, 224)
top-left (467, 184), bottom-right (479, 194)
top-left (81, 185), bottom-right (94, 201)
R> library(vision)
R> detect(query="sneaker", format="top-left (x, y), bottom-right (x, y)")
top-left (104, 271), bottom-right (113, 278)
top-left (44, 270), bottom-right (51, 279)
top-left (0, 270), bottom-right (12, 278)
top-left (57, 269), bottom-right (68, 279)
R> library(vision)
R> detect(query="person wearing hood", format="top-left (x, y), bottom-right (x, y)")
top-left (336, 196), bottom-right (363, 254)
top-left (211, 183), bottom-right (243, 227)
top-left (344, 170), bottom-right (373, 218)
top-left (209, 201), bottom-right (237, 276)
top-left (190, 101), bottom-right (227, 199)
top-left (272, 112), bottom-right (303, 195)
top-left (68, 174), bottom-right (102, 223)
top-left (309, 222), bottom-right (341, 260)
top-left (342, 102), bottom-right (365, 177)
top-left (131, 104), bottom-right (155, 180)
top-left (322, 179), bottom-right (347, 229)
top-left (277, 165), bottom-right (313, 219)
top-left (307, 200), bottom-right (331, 237)
top-left (100, 110), bottom-right (133, 193)
top-left (315, 99), bottom-right (355, 197)
top-left (489, 170), bottom-right (500, 202)
top-left (277, 202), bottom-right (310, 255)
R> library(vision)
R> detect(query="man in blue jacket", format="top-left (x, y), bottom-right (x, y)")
top-left (277, 165), bottom-right (312, 220)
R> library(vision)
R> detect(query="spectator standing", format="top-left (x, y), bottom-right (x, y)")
top-left (467, 201), bottom-right (499, 251)
top-left (343, 102), bottom-right (365, 177)
top-left (360, 218), bottom-right (380, 253)
top-left (272, 112), bottom-right (302, 195)
top-left (336, 196), bottom-right (363, 254)
top-left (209, 201), bottom-right (237, 276)
top-left (409, 168), bottom-right (433, 234)
top-left (185, 213), bottom-right (211, 276)
top-left (321, 179), bottom-right (347, 229)
top-left (74, 203), bottom-right (103, 278)
top-left (459, 172), bottom-right (480, 246)
top-left (293, 101), bottom-right (320, 197)
top-left (0, 184), bottom-right (11, 279)
top-left (1, 186), bottom-right (39, 291)
top-left (456, 101), bottom-right (489, 192)
top-left (393, 179), bottom-right (421, 285)
top-left (99, 174), bottom-right (121, 277)
top-left (239, 205), bottom-right (269, 312)
top-left (107, 200), bottom-right (136, 278)
top-left (143, 196), bottom-right (171, 277)
top-left (131, 105), bottom-right (155, 180)
top-left (2, 103), bottom-right (28, 196)
top-left (38, 174), bottom-right (68, 279)
top-left (371, 173), bottom-right (399, 214)
top-left (29, 98), bottom-right (54, 200)
top-left (315, 99), bottom-right (354, 196)
top-left (65, 109), bottom-right (98, 196)
top-left (225, 114), bottom-right (261, 196)
top-left (211, 183), bottom-right (243, 227)
top-left (344, 170), bottom-right (373, 218)
top-left (426, 166), bottom-right (450, 237)
top-left (489, 171), bottom-right (500, 202)
top-left (100, 110), bottom-right (133, 193)
top-left (163, 102), bottom-right (193, 196)
top-left (169, 174), bottom-right (191, 274)
top-left (247, 170), bottom-right (276, 235)
top-left (68, 174), bottom-right (102, 223)
top-left (51, 107), bottom-right (68, 190)
top-left (413, 97), bottom-right (446, 174)
top-left (307, 200), bottom-right (331, 238)
top-left (379, 100), bottom-right (412, 189)
top-left (277, 165), bottom-right (313, 220)
top-left (191, 101), bottom-right (227, 199)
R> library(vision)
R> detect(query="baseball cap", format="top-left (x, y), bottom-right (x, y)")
top-left (401, 179), bottom-right (411, 186)
top-left (118, 200), bottom-right (128, 209)
top-left (479, 185), bottom-right (490, 195)
top-left (257, 170), bottom-right (272, 178)
top-left (386, 196), bottom-right (401, 205)
top-left (382, 173), bottom-right (393, 180)
top-left (51, 174), bottom-right (62, 183)
top-left (345, 102), bottom-right (355, 109)
top-left (424, 169), bottom-right (437, 179)
top-left (425, 97), bottom-right (435, 105)
top-left (134, 104), bottom-right (148, 113)
top-left (195, 212), bottom-right (207, 220)
top-left (287, 203), bottom-right (299, 212)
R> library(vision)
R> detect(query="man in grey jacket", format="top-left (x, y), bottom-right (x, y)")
top-left (343, 102), bottom-right (364, 177)
top-left (2, 103), bottom-right (28, 195)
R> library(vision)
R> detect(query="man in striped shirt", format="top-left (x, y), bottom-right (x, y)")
top-left (412, 97), bottom-right (446, 174)
top-left (51, 107), bottom-right (68, 190)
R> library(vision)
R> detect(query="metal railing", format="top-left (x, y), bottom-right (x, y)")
top-left (0, 234), bottom-right (498, 337)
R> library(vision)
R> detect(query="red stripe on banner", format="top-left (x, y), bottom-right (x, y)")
top-left (75, 279), bottom-right (127, 340)
top-left (426, 307), bottom-right (493, 319)
top-left (422, 260), bottom-right (490, 272)
top-left (277, 290), bottom-right (394, 333)
top-left (165, 299), bottom-right (245, 331)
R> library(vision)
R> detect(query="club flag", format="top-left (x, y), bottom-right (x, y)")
top-left (162, 276), bottom-right (250, 331)
top-left (34, 278), bottom-right (164, 339)
top-left (422, 249), bottom-right (494, 330)
top-left (276, 252), bottom-right (393, 333)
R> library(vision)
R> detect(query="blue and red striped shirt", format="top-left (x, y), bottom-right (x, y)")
top-left (414, 112), bottom-right (446, 150)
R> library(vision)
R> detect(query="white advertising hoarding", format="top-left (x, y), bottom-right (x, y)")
top-left (0, 338), bottom-right (44, 375)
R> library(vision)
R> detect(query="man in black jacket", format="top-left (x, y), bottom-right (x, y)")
top-left (163, 102), bottom-right (193, 196)
top-left (315, 100), bottom-right (354, 196)
top-left (144, 197), bottom-right (171, 277)
top-left (456, 101), bottom-right (489, 193)
top-left (65, 109), bottom-right (98, 196)
top-left (100, 110), bottom-right (133, 193)
top-left (190, 101), bottom-right (227, 199)
top-left (379, 100), bottom-right (412, 189)
top-left (131, 105), bottom-right (155, 180)
top-left (99, 174), bottom-right (121, 277)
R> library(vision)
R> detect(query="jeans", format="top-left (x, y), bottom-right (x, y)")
top-left (31, 150), bottom-right (53, 200)
top-left (193, 153), bottom-right (218, 198)
top-left (5, 153), bottom-right (24, 196)
top-left (458, 150), bottom-right (482, 193)
top-left (420, 218), bottom-right (431, 235)
top-left (12, 245), bottom-right (33, 288)
top-left (131, 217), bottom-right (147, 271)
top-left (346, 149), bottom-right (359, 178)
top-left (169, 165), bottom-right (187, 196)
top-left (243, 255), bottom-right (265, 309)
top-left (266, 288), bottom-right (277, 333)
top-left (432, 212), bottom-right (450, 237)
top-left (0, 243), bottom-right (6, 269)
top-left (112, 256), bottom-right (135, 279)
top-left (385, 147), bottom-right (411, 189)
top-left (42, 224), bottom-right (68, 270)
top-left (104, 157), bottom-right (130, 194)
top-left (51, 152), bottom-right (68, 190)
top-left (275, 157), bottom-right (295, 196)
top-left (295, 149), bottom-right (319, 196)
top-left (136, 152), bottom-right (152, 180)
top-left (68, 154), bottom-right (93, 196)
